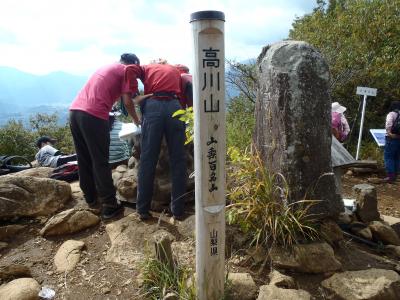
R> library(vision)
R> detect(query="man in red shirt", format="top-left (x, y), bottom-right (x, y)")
top-left (125, 62), bottom-right (187, 220)
top-left (175, 64), bottom-right (193, 108)
top-left (69, 53), bottom-right (149, 220)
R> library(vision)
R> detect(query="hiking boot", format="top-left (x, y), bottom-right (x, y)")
top-left (101, 204), bottom-right (124, 220)
top-left (139, 212), bottom-right (152, 221)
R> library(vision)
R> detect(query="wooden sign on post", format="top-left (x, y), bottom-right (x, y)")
top-left (190, 10), bottom-right (226, 300)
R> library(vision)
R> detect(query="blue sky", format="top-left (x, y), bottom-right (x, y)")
top-left (0, 0), bottom-right (316, 76)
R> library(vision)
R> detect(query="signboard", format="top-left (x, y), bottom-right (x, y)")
top-left (356, 86), bottom-right (377, 97)
top-left (369, 129), bottom-right (386, 147)
top-left (190, 10), bottom-right (226, 300)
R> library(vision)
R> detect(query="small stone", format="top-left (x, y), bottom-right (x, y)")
top-left (257, 285), bottom-right (311, 300)
top-left (228, 272), bottom-right (257, 300)
top-left (102, 287), bottom-right (111, 294)
top-left (269, 269), bottom-right (295, 289)
top-left (369, 221), bottom-right (400, 245)
top-left (54, 240), bottom-right (85, 273)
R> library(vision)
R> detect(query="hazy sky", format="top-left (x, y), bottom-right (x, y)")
top-left (0, 0), bottom-right (315, 76)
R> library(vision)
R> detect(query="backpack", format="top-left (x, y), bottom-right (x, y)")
top-left (50, 162), bottom-right (79, 182)
top-left (391, 111), bottom-right (400, 135)
top-left (0, 155), bottom-right (32, 176)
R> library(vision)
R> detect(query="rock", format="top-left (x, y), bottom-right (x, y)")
top-left (0, 175), bottom-right (71, 219)
top-left (321, 268), bottom-right (400, 300)
top-left (112, 171), bottom-right (123, 186)
top-left (116, 176), bottom-right (137, 199)
top-left (369, 221), bottom-right (400, 245)
top-left (116, 165), bottom-right (128, 173)
top-left (320, 219), bottom-right (343, 245)
top-left (353, 184), bottom-right (380, 223)
top-left (381, 215), bottom-right (400, 226)
top-left (226, 226), bottom-right (249, 254)
top-left (384, 245), bottom-right (400, 258)
top-left (228, 272), bottom-right (257, 300)
top-left (128, 156), bottom-right (137, 169)
top-left (269, 269), bottom-right (295, 288)
top-left (105, 213), bottom-right (170, 268)
top-left (351, 225), bottom-right (373, 240)
top-left (0, 277), bottom-right (40, 300)
top-left (0, 225), bottom-right (26, 241)
top-left (255, 40), bottom-right (343, 218)
top-left (54, 240), bottom-right (85, 273)
top-left (338, 209), bottom-right (353, 225)
top-left (40, 208), bottom-right (100, 237)
top-left (176, 215), bottom-right (195, 239)
top-left (0, 264), bottom-right (31, 280)
top-left (270, 242), bottom-right (342, 273)
top-left (257, 285), bottom-right (311, 300)
top-left (163, 292), bottom-right (178, 300)
top-left (153, 231), bottom-right (174, 271)
top-left (15, 167), bottom-right (53, 178)
top-left (0, 242), bottom-right (8, 250)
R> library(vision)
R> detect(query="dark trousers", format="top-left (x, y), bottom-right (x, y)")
top-left (137, 98), bottom-right (187, 216)
top-left (69, 110), bottom-right (117, 207)
top-left (56, 154), bottom-right (77, 167)
top-left (384, 137), bottom-right (400, 179)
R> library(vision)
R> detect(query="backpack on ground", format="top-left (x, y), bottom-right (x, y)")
top-left (391, 111), bottom-right (400, 134)
top-left (50, 162), bottom-right (79, 182)
top-left (0, 155), bottom-right (32, 176)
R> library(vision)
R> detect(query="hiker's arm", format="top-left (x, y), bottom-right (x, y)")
top-left (121, 93), bottom-right (140, 126)
top-left (133, 93), bottom-right (153, 104)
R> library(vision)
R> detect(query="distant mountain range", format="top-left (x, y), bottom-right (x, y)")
top-left (0, 65), bottom-right (243, 126)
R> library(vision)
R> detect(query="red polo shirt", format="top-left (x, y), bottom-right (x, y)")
top-left (125, 63), bottom-right (181, 95)
top-left (70, 63), bottom-right (132, 120)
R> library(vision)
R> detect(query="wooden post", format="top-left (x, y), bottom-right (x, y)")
top-left (190, 11), bottom-right (226, 300)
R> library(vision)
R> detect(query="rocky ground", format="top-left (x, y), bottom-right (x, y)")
top-left (0, 168), bottom-right (399, 300)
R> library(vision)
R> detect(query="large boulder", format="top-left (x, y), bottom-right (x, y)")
top-left (54, 240), bottom-right (85, 273)
top-left (15, 167), bottom-right (53, 178)
top-left (321, 268), bottom-right (400, 300)
top-left (40, 208), bottom-right (100, 237)
top-left (0, 175), bottom-right (71, 219)
top-left (257, 285), bottom-right (311, 300)
top-left (0, 277), bottom-right (40, 300)
top-left (353, 184), bottom-right (380, 223)
top-left (369, 221), bottom-right (400, 245)
top-left (255, 40), bottom-right (343, 218)
top-left (228, 273), bottom-right (257, 300)
top-left (270, 242), bottom-right (342, 273)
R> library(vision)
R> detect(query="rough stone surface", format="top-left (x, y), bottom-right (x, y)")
top-left (351, 224), bottom-right (373, 240)
top-left (369, 221), bottom-right (400, 245)
top-left (257, 285), bottom-right (311, 300)
top-left (116, 176), bottom-right (137, 199)
top-left (0, 264), bottom-right (31, 280)
top-left (385, 245), bottom-right (400, 259)
top-left (40, 208), bottom-right (100, 237)
top-left (54, 240), bottom-right (85, 273)
top-left (15, 167), bottom-right (53, 178)
top-left (0, 277), bottom-right (40, 300)
top-left (0, 242), bottom-right (8, 250)
top-left (269, 269), bottom-right (296, 288)
top-left (353, 184), bottom-right (380, 223)
top-left (270, 242), bottom-right (342, 273)
top-left (0, 225), bottom-right (26, 241)
top-left (0, 175), bottom-right (71, 220)
top-left (228, 272), bottom-right (257, 300)
top-left (321, 268), bottom-right (400, 300)
top-left (255, 40), bottom-right (343, 218)
top-left (176, 215), bottom-right (195, 239)
top-left (321, 219), bottom-right (344, 245)
top-left (105, 213), bottom-right (172, 268)
top-left (338, 212), bottom-right (352, 224)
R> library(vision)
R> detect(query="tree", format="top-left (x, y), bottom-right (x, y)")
top-left (226, 59), bottom-right (258, 103)
top-left (290, 0), bottom-right (400, 131)
top-left (0, 120), bottom-right (36, 159)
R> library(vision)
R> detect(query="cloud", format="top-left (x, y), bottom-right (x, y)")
top-left (0, 0), bottom-right (315, 75)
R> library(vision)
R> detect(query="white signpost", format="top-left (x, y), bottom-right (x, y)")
top-left (190, 11), bottom-right (226, 300)
top-left (355, 86), bottom-right (377, 160)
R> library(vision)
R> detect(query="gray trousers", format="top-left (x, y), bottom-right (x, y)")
top-left (136, 98), bottom-right (187, 216)
top-left (69, 110), bottom-right (117, 207)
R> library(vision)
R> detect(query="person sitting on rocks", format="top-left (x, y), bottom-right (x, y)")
top-left (35, 136), bottom-right (77, 167)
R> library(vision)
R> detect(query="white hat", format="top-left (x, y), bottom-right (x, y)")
top-left (332, 102), bottom-right (346, 114)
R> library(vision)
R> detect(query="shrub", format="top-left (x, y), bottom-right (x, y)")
top-left (226, 146), bottom-right (320, 248)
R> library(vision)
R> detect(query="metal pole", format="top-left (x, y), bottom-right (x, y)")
top-left (190, 10), bottom-right (226, 300)
top-left (356, 94), bottom-right (368, 160)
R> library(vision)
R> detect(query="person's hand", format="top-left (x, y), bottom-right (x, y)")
top-left (133, 93), bottom-right (153, 104)
top-left (132, 115), bottom-right (141, 126)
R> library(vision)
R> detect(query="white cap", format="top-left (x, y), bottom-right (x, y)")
top-left (332, 102), bottom-right (346, 114)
